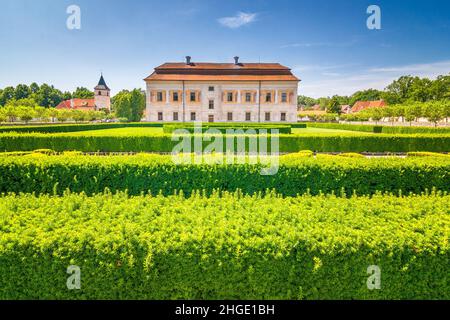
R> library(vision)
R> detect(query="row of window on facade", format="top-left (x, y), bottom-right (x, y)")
top-left (151, 89), bottom-right (292, 104)
top-left (157, 112), bottom-right (287, 122)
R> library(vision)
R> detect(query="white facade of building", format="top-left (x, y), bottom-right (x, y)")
top-left (144, 58), bottom-right (299, 122)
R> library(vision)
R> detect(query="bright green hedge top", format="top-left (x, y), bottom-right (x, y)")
top-left (0, 153), bottom-right (449, 196)
top-left (0, 191), bottom-right (448, 299)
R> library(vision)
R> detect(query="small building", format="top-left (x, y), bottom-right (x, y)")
top-left (56, 75), bottom-right (111, 111)
top-left (144, 56), bottom-right (300, 122)
top-left (351, 100), bottom-right (386, 113)
top-left (340, 105), bottom-right (352, 114)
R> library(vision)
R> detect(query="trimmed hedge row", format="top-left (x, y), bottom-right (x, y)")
top-left (0, 192), bottom-right (448, 299)
top-left (163, 124), bottom-right (292, 134)
top-left (1, 132), bottom-right (449, 152)
top-left (307, 122), bottom-right (450, 134)
top-left (0, 153), bottom-right (448, 196)
top-left (0, 122), bottom-right (163, 133)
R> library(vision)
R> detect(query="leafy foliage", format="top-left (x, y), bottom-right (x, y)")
top-left (0, 153), bottom-right (448, 196)
top-left (0, 191), bottom-right (448, 299)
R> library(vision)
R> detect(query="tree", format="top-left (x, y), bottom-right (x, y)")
top-left (0, 87), bottom-right (15, 106)
top-left (384, 75), bottom-right (416, 104)
top-left (113, 89), bottom-right (145, 122)
top-left (326, 97), bottom-right (341, 115)
top-left (73, 87), bottom-right (94, 99)
top-left (17, 106), bottom-right (36, 124)
top-left (3, 105), bottom-right (18, 122)
top-left (129, 89), bottom-right (146, 122)
top-left (56, 109), bottom-right (71, 122)
top-left (0, 110), bottom-right (6, 123)
top-left (14, 84), bottom-right (31, 100)
top-left (297, 95), bottom-right (317, 108)
top-left (349, 89), bottom-right (383, 105)
top-left (423, 101), bottom-right (444, 127)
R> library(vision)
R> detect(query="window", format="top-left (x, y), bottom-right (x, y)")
top-left (190, 112), bottom-right (196, 121)
top-left (245, 92), bottom-right (252, 102)
top-left (281, 92), bottom-right (287, 103)
top-left (107, 92), bottom-right (109, 96)
top-left (227, 112), bottom-right (233, 121)
top-left (280, 112), bottom-right (286, 121)
top-left (265, 112), bottom-right (270, 121)
top-left (227, 92), bottom-right (234, 102)
top-left (98, 91), bottom-right (102, 96)
top-left (208, 86), bottom-right (215, 92)
top-left (173, 92), bottom-right (179, 102)
top-left (157, 91), bottom-right (163, 102)
top-left (208, 115), bottom-right (214, 122)
top-left (190, 92), bottom-right (196, 102)
top-left (173, 112), bottom-right (178, 121)
top-left (158, 112), bottom-right (163, 121)
top-left (265, 93), bottom-right (272, 103)
top-left (209, 100), bottom-right (214, 109)
top-left (245, 112), bottom-right (251, 121)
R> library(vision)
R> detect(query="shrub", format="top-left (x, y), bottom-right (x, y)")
top-left (308, 122), bottom-right (450, 134)
top-left (33, 149), bottom-right (56, 155)
top-left (163, 124), bottom-right (292, 134)
top-left (0, 192), bottom-right (448, 299)
top-left (0, 122), bottom-right (163, 134)
top-left (338, 153), bottom-right (366, 158)
top-left (407, 152), bottom-right (450, 158)
top-left (0, 154), bottom-right (448, 196)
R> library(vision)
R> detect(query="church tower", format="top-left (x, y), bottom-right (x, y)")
top-left (94, 74), bottom-right (111, 111)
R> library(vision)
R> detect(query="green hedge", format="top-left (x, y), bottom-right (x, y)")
top-left (307, 122), bottom-right (450, 134)
top-left (163, 124), bottom-right (292, 134)
top-left (0, 191), bottom-right (448, 299)
top-left (1, 132), bottom-right (449, 152)
top-left (308, 122), bottom-right (381, 133)
top-left (0, 122), bottom-right (163, 133)
top-left (0, 153), bottom-right (448, 196)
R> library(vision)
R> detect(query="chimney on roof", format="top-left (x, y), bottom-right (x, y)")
top-left (185, 56), bottom-right (191, 65)
top-left (234, 56), bottom-right (239, 65)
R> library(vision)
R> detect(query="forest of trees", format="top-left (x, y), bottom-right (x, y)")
top-left (0, 83), bottom-right (94, 108)
top-left (298, 74), bottom-right (450, 108)
top-left (0, 83), bottom-right (146, 123)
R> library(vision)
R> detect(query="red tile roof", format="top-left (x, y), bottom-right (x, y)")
top-left (145, 62), bottom-right (300, 82)
top-left (56, 99), bottom-right (96, 110)
top-left (351, 100), bottom-right (386, 113)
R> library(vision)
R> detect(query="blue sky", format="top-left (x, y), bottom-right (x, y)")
top-left (0, 0), bottom-right (449, 98)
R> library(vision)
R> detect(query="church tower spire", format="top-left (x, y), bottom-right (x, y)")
top-left (94, 74), bottom-right (111, 111)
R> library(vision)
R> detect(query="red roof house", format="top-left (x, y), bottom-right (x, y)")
top-left (351, 100), bottom-right (386, 113)
top-left (56, 98), bottom-right (96, 111)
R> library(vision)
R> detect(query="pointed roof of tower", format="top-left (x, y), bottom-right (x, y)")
top-left (94, 74), bottom-right (110, 91)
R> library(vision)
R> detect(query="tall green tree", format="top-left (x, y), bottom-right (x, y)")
top-left (73, 87), bottom-right (94, 99)
top-left (327, 97), bottom-right (341, 115)
top-left (113, 89), bottom-right (145, 122)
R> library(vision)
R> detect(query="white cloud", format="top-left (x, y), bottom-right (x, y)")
top-left (218, 12), bottom-right (257, 29)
